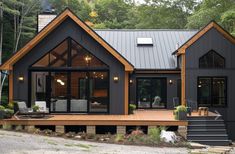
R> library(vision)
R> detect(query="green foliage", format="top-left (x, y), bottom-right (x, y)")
top-left (2, 123), bottom-right (12, 130)
top-left (129, 104), bottom-right (136, 114)
top-left (176, 105), bottom-right (187, 112)
top-left (4, 109), bottom-right (14, 118)
top-left (115, 134), bottom-right (124, 142)
top-left (0, 105), bottom-right (5, 110)
top-left (32, 105), bottom-right (39, 112)
top-left (148, 127), bottom-right (161, 143)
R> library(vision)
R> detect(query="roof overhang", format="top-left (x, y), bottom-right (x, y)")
top-left (0, 9), bottom-right (134, 72)
top-left (173, 21), bottom-right (235, 56)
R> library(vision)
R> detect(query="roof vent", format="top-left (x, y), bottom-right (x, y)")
top-left (137, 37), bottom-right (153, 46)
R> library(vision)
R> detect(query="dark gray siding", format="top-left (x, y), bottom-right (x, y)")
top-left (185, 28), bottom-right (235, 140)
top-left (13, 18), bottom-right (125, 115)
top-left (130, 72), bottom-right (180, 109)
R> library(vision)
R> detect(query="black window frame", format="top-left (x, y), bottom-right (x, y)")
top-left (199, 50), bottom-right (225, 69)
top-left (136, 77), bottom-right (167, 109)
top-left (28, 37), bottom-right (110, 114)
top-left (197, 76), bottom-right (227, 107)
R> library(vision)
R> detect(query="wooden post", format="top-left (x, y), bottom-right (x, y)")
top-left (181, 53), bottom-right (186, 106)
top-left (124, 72), bottom-right (129, 115)
top-left (9, 71), bottom-right (13, 102)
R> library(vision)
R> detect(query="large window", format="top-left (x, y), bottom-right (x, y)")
top-left (30, 38), bottom-right (109, 113)
top-left (198, 77), bottom-right (227, 107)
top-left (199, 50), bottom-right (225, 68)
top-left (137, 78), bottom-right (167, 109)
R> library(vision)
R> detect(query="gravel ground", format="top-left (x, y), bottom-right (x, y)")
top-left (0, 130), bottom-right (189, 154)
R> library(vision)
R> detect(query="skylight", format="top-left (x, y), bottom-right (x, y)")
top-left (137, 37), bottom-right (153, 46)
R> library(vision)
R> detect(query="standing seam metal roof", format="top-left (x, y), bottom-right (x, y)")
top-left (95, 29), bottom-right (197, 69)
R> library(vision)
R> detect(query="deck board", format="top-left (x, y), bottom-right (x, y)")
top-left (0, 110), bottom-right (216, 126)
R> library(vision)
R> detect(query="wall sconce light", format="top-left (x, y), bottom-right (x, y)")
top-left (113, 76), bottom-right (119, 82)
top-left (169, 79), bottom-right (173, 85)
top-left (129, 79), bottom-right (133, 84)
top-left (18, 76), bottom-right (24, 82)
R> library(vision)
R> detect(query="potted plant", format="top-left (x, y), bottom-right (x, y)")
top-left (174, 105), bottom-right (187, 120)
top-left (129, 104), bottom-right (136, 114)
top-left (4, 109), bottom-right (14, 119)
top-left (0, 105), bottom-right (5, 120)
top-left (32, 105), bottom-right (40, 112)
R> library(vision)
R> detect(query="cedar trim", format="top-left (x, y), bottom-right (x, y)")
top-left (181, 53), bottom-right (186, 106)
top-left (9, 71), bottom-right (13, 102)
top-left (175, 21), bottom-right (235, 56)
top-left (0, 9), bottom-right (134, 71)
top-left (0, 119), bottom-right (188, 126)
top-left (124, 71), bottom-right (129, 115)
top-left (134, 69), bottom-right (181, 74)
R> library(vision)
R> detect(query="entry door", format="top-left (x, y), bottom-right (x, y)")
top-left (137, 78), bottom-right (167, 109)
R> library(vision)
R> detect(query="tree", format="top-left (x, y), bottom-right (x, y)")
top-left (186, 0), bottom-right (235, 32)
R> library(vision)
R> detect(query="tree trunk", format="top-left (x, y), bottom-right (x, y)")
top-left (0, 4), bottom-right (3, 103)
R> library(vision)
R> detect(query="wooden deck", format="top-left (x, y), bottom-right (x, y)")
top-left (0, 110), bottom-right (188, 126)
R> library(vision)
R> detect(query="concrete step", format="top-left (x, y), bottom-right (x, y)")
top-left (187, 129), bottom-right (227, 135)
top-left (187, 116), bottom-right (219, 120)
top-left (187, 134), bottom-right (228, 140)
top-left (188, 120), bottom-right (224, 125)
top-left (188, 124), bottom-right (225, 129)
top-left (188, 140), bottom-right (231, 146)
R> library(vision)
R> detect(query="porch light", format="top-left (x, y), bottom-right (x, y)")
top-left (84, 55), bottom-right (92, 62)
top-left (129, 79), bottom-right (133, 84)
top-left (169, 79), bottom-right (173, 84)
top-left (18, 76), bottom-right (24, 82)
top-left (113, 76), bottom-right (119, 82)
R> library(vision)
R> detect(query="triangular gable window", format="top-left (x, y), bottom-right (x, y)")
top-left (32, 38), bottom-right (108, 68)
top-left (199, 50), bottom-right (225, 68)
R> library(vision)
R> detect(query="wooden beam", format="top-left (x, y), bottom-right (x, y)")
top-left (9, 72), bottom-right (13, 102)
top-left (181, 54), bottom-right (186, 106)
top-left (124, 72), bottom-right (129, 115)
top-left (177, 21), bottom-right (235, 55)
top-left (0, 9), bottom-right (134, 72)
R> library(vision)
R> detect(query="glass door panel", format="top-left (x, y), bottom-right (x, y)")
top-left (50, 72), bottom-right (68, 112)
top-left (89, 72), bottom-right (108, 113)
top-left (31, 72), bottom-right (49, 106)
top-left (70, 72), bottom-right (88, 112)
top-left (137, 79), bottom-right (151, 108)
top-left (152, 79), bottom-right (166, 108)
top-left (137, 78), bottom-right (167, 109)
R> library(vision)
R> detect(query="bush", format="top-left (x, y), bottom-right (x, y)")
top-left (129, 104), bottom-right (136, 114)
top-left (176, 105), bottom-right (187, 112)
top-left (115, 134), bottom-right (124, 142)
top-left (174, 105), bottom-right (187, 120)
top-left (2, 123), bottom-right (12, 130)
top-left (148, 127), bottom-right (161, 143)
top-left (32, 105), bottom-right (39, 112)
top-left (0, 105), bottom-right (5, 110)
top-left (4, 109), bottom-right (14, 119)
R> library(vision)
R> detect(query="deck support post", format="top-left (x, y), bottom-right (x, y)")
top-left (117, 126), bottom-right (126, 134)
top-left (178, 126), bottom-right (187, 139)
top-left (25, 125), bottom-right (35, 132)
top-left (148, 126), bottom-right (157, 134)
top-left (55, 125), bottom-right (65, 134)
top-left (87, 125), bottom-right (96, 134)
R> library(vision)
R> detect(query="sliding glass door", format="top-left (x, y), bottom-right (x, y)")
top-left (30, 71), bottom-right (109, 113)
top-left (137, 78), bottom-right (167, 109)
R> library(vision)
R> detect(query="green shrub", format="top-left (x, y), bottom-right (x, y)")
top-left (176, 105), bottom-right (187, 112)
top-left (32, 105), bottom-right (39, 112)
top-left (129, 104), bottom-right (136, 114)
top-left (115, 134), bottom-right (124, 142)
top-left (0, 105), bottom-right (5, 110)
top-left (148, 127), bottom-right (161, 143)
top-left (4, 109), bottom-right (14, 119)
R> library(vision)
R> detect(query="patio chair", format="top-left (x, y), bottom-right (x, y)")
top-left (16, 101), bottom-right (31, 115)
top-left (35, 101), bottom-right (49, 113)
top-left (186, 100), bottom-right (193, 116)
